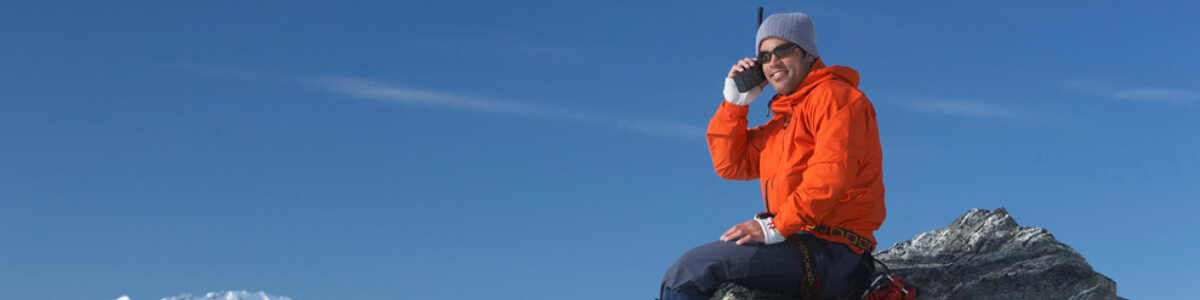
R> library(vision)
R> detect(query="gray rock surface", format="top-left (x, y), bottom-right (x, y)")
top-left (712, 281), bottom-right (803, 300)
top-left (875, 208), bottom-right (1124, 300)
top-left (713, 208), bottom-right (1125, 300)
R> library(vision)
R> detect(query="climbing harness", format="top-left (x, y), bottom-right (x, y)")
top-left (806, 224), bottom-right (875, 253)
top-left (795, 237), bottom-right (821, 300)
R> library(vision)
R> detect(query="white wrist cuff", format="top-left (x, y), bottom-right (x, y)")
top-left (755, 217), bottom-right (786, 245)
top-left (723, 77), bottom-right (763, 106)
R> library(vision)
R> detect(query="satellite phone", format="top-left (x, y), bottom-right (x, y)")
top-left (731, 7), bottom-right (765, 93)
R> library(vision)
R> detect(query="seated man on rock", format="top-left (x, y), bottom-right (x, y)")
top-left (660, 11), bottom-right (886, 300)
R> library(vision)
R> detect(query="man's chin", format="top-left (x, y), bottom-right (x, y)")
top-left (771, 82), bottom-right (797, 95)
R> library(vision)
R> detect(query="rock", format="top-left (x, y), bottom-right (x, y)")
top-left (713, 208), bottom-right (1125, 300)
top-left (711, 282), bottom-right (795, 300)
top-left (875, 208), bottom-right (1123, 300)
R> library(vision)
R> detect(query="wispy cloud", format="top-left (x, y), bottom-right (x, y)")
top-left (413, 30), bottom-right (570, 57)
top-left (903, 100), bottom-right (1021, 118)
top-left (162, 62), bottom-right (704, 139)
top-left (311, 76), bottom-right (704, 139)
top-left (1061, 79), bottom-right (1199, 106)
top-left (1110, 89), bottom-right (1199, 106)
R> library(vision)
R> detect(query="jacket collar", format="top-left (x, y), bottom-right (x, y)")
top-left (767, 58), bottom-right (860, 115)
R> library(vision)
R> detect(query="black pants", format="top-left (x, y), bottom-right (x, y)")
top-left (661, 233), bottom-right (862, 299)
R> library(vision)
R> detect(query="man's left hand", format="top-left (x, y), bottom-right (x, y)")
top-left (720, 220), bottom-right (765, 245)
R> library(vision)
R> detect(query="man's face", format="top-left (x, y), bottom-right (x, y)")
top-left (758, 37), bottom-right (813, 95)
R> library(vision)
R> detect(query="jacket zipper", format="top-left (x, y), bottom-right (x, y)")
top-left (767, 111), bottom-right (793, 215)
top-left (764, 178), bottom-right (772, 214)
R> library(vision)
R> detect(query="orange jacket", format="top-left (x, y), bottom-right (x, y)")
top-left (707, 59), bottom-right (885, 253)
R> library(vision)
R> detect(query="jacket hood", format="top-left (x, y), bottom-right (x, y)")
top-left (769, 58), bottom-right (860, 113)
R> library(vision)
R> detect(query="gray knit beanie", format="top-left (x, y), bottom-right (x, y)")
top-left (756, 12), bottom-right (818, 58)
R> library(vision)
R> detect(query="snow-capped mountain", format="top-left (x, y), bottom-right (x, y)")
top-left (162, 291), bottom-right (291, 300)
top-left (115, 290), bottom-right (291, 300)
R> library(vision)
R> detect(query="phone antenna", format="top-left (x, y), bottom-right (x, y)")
top-left (757, 7), bottom-right (763, 29)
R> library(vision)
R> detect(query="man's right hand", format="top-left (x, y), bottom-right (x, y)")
top-left (720, 219), bottom-right (765, 245)
top-left (724, 57), bottom-right (764, 106)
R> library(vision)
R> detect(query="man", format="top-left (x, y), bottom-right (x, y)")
top-left (660, 12), bottom-right (886, 300)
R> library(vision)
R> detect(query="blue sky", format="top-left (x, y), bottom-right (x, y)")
top-left (2, 1), bottom-right (1197, 299)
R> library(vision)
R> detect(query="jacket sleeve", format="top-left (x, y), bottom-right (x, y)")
top-left (774, 84), bottom-right (865, 236)
top-left (706, 101), bottom-right (766, 181)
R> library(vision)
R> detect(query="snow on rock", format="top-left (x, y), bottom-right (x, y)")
top-left (160, 291), bottom-right (291, 300)
top-left (874, 208), bottom-right (1124, 300)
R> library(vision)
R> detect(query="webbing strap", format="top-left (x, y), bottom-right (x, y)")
top-left (795, 238), bottom-right (820, 300)
top-left (807, 224), bottom-right (875, 253)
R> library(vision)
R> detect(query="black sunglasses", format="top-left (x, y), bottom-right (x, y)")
top-left (758, 43), bottom-right (804, 64)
